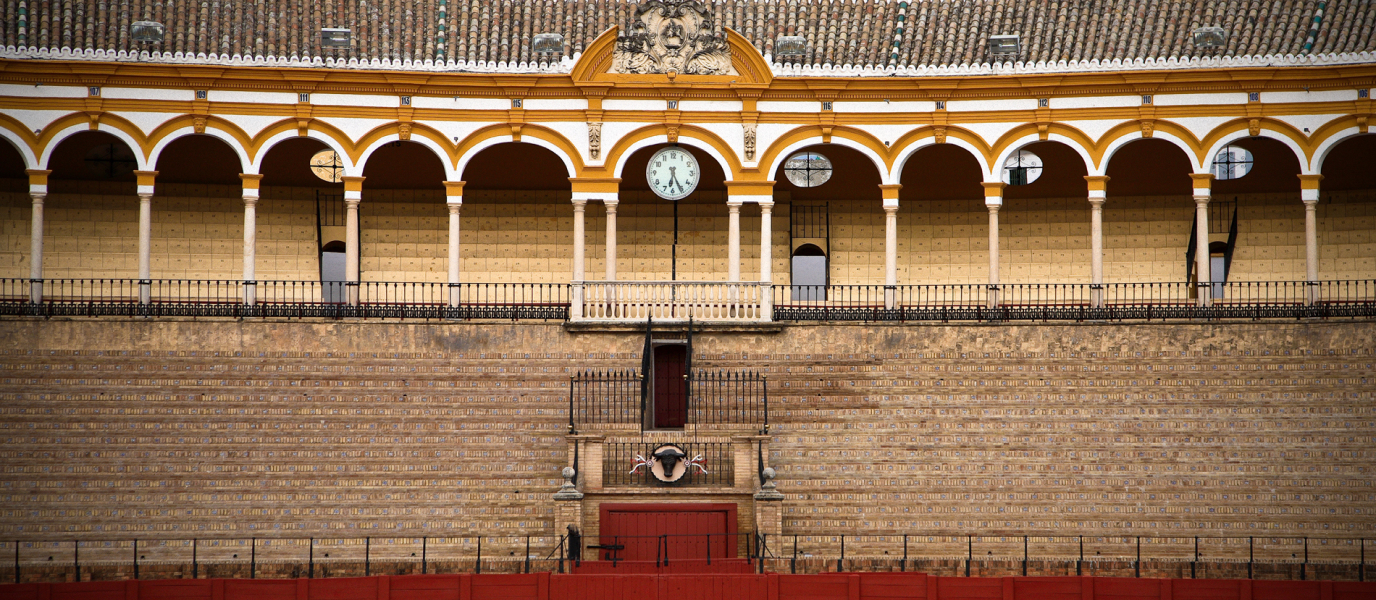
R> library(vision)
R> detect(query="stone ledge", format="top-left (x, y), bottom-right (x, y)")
top-left (563, 322), bottom-right (786, 334)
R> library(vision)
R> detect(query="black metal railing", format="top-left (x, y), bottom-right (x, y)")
top-left (602, 441), bottom-right (735, 487)
top-left (4, 533), bottom-right (1369, 582)
top-left (773, 280), bottom-right (1376, 322)
top-left (568, 369), bottom-right (642, 429)
top-left (0, 279), bottom-right (569, 321)
top-left (687, 369), bottom-right (768, 432)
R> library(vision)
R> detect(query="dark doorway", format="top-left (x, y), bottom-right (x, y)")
top-left (653, 344), bottom-right (688, 429)
top-left (599, 503), bottom-right (737, 562)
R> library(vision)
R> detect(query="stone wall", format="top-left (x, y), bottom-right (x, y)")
top-left (0, 318), bottom-right (1372, 570)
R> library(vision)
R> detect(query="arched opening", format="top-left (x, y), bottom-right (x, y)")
top-left (773, 143), bottom-right (882, 287)
top-left (790, 243), bottom-right (827, 300)
top-left (151, 135), bottom-right (246, 281)
top-left (1207, 136), bottom-right (1304, 283)
top-left (1317, 134), bottom-right (1376, 281)
top-left (42, 131), bottom-right (140, 280)
top-left (616, 143), bottom-right (728, 281)
top-left (359, 141), bottom-right (447, 283)
top-left (257, 137), bottom-right (344, 284)
top-left (0, 138), bottom-right (30, 281)
top-left (460, 142), bottom-right (573, 283)
top-left (897, 143), bottom-right (985, 284)
top-left (1102, 138), bottom-right (1195, 284)
top-left (997, 141), bottom-right (1090, 284)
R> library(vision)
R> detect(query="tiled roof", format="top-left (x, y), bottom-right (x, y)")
top-left (1, 0), bottom-right (1373, 74)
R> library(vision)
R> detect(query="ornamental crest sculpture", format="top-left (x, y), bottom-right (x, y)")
top-left (611, 0), bottom-right (736, 75)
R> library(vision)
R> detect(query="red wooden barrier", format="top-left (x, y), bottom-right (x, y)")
top-left (2, 572), bottom-right (1373, 600)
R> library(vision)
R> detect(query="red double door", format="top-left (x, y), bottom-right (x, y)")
top-left (598, 503), bottom-right (738, 562)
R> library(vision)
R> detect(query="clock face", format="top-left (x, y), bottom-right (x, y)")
top-left (309, 150), bottom-right (344, 183)
top-left (646, 146), bottom-right (700, 200)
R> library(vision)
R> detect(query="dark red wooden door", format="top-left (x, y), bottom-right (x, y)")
top-left (653, 345), bottom-right (687, 428)
top-left (599, 503), bottom-right (738, 562)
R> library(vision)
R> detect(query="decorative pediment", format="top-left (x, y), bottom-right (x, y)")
top-left (572, 25), bottom-right (772, 86)
top-left (610, 0), bottom-right (735, 75)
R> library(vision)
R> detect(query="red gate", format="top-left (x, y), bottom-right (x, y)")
top-left (598, 503), bottom-right (738, 562)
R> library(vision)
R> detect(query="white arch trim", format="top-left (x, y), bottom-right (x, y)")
top-left (1200, 128), bottom-right (1312, 176)
top-left (38, 123), bottom-right (152, 171)
top-left (1094, 130), bottom-right (1197, 176)
top-left (146, 128), bottom-right (251, 173)
top-left (888, 136), bottom-right (992, 184)
top-left (988, 133), bottom-right (1094, 183)
top-left (764, 136), bottom-right (892, 186)
top-left (357, 134), bottom-right (458, 181)
top-left (0, 129), bottom-right (36, 170)
top-left (611, 135), bottom-right (732, 183)
top-left (246, 129), bottom-right (357, 176)
top-left (1308, 127), bottom-right (1369, 175)
top-left (456, 135), bottom-right (576, 181)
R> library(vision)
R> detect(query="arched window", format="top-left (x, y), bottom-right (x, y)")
top-left (791, 244), bottom-right (828, 300)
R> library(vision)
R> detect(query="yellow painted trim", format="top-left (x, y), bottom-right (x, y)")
top-left (341, 176), bottom-right (366, 193)
top-left (724, 180), bottom-right (776, 196)
top-left (145, 114), bottom-right (254, 166)
top-left (26, 169), bottom-right (50, 186)
top-left (1084, 176), bottom-right (1110, 191)
top-left (982, 182), bottom-right (1006, 198)
top-left (1188, 173), bottom-right (1214, 190)
top-left (1197, 117), bottom-right (1310, 165)
top-left (134, 170), bottom-right (158, 187)
top-left (878, 184), bottom-right (903, 200)
top-left (1093, 119), bottom-right (1205, 167)
top-left (1307, 114), bottom-right (1373, 156)
top-left (239, 173), bottom-right (264, 189)
top-left (355, 121), bottom-right (456, 166)
top-left (454, 122), bottom-right (585, 176)
top-left (1298, 174), bottom-right (1324, 190)
top-left (754, 125), bottom-right (891, 178)
top-left (243, 117), bottom-right (358, 166)
top-left (570, 178), bottom-right (621, 194)
top-left (989, 122), bottom-right (1097, 169)
top-left (570, 26), bottom-right (771, 85)
top-left (601, 124), bottom-right (742, 179)
top-left (443, 181), bottom-right (466, 197)
top-left (888, 125), bottom-right (996, 168)
top-left (31, 111), bottom-right (154, 165)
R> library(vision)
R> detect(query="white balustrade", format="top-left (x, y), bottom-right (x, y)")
top-left (574, 281), bottom-right (767, 323)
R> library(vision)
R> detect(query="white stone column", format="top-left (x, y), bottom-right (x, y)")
top-left (134, 171), bottom-right (158, 305)
top-left (879, 184), bottom-right (902, 310)
top-left (444, 181), bottom-right (465, 309)
top-left (759, 201), bottom-right (774, 320)
top-left (604, 199), bottom-right (618, 281)
top-left (1193, 194), bottom-right (1212, 307)
top-left (26, 170), bottom-right (49, 305)
top-left (342, 176), bottom-right (365, 307)
top-left (240, 174), bottom-right (263, 306)
top-left (570, 198), bottom-right (587, 320)
top-left (1299, 174), bottom-right (1324, 306)
top-left (1085, 176), bottom-right (1110, 308)
top-left (982, 182), bottom-right (1005, 310)
top-left (727, 200), bottom-right (742, 282)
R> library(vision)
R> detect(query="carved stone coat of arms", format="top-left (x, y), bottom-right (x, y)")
top-left (610, 0), bottom-right (737, 75)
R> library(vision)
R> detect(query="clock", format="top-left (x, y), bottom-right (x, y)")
top-left (646, 146), bottom-right (700, 200)
top-left (309, 150), bottom-right (345, 183)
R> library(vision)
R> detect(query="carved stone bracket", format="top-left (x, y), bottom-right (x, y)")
top-left (666, 124), bottom-right (680, 143)
top-left (742, 122), bottom-right (757, 161)
top-left (588, 122), bottom-right (603, 160)
top-left (192, 115), bottom-right (208, 134)
top-left (1140, 119), bottom-right (1155, 138)
top-left (398, 122), bottom-right (412, 141)
top-left (1249, 118), bottom-right (1261, 137)
top-left (933, 126), bottom-right (948, 144)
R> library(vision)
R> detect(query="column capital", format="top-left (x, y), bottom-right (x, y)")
top-left (758, 200), bottom-right (774, 210)
top-left (344, 197), bottom-right (361, 208)
top-left (341, 176), bottom-right (366, 192)
top-left (570, 177), bottom-right (620, 195)
top-left (26, 169), bottom-right (50, 193)
top-left (242, 196), bottom-right (259, 208)
top-left (134, 170), bottom-right (158, 195)
top-left (883, 205), bottom-right (899, 215)
top-left (879, 183), bottom-right (902, 208)
top-left (1298, 174), bottom-right (1324, 202)
top-left (1084, 175), bottom-right (1110, 199)
top-left (981, 181), bottom-right (1006, 198)
top-left (724, 180), bottom-right (775, 197)
top-left (571, 198), bottom-right (588, 209)
top-left (1188, 172), bottom-right (1214, 195)
top-left (239, 173), bottom-right (264, 186)
top-left (987, 203), bottom-right (1001, 214)
top-left (604, 198), bottom-right (619, 209)
top-left (443, 180), bottom-right (466, 202)
top-left (1194, 195), bottom-right (1210, 207)
top-left (447, 202), bottom-right (462, 214)
top-left (1088, 197), bottom-right (1105, 209)
top-left (726, 199), bottom-right (744, 209)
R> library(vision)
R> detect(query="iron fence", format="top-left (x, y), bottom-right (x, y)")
top-left (3, 534), bottom-right (1370, 582)
top-left (602, 441), bottom-right (735, 487)
top-left (773, 280), bottom-right (1376, 322)
top-left (568, 369), bottom-right (642, 429)
top-left (688, 369), bottom-right (768, 432)
top-left (0, 279), bottom-right (569, 320)
top-left (568, 369), bottom-right (767, 432)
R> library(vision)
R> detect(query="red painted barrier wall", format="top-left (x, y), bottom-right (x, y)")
top-left (2, 572), bottom-right (1373, 600)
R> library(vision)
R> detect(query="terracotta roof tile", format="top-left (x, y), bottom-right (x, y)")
top-left (2, 0), bottom-right (1372, 72)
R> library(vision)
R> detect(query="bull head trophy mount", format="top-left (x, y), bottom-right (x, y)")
top-left (630, 443), bottom-right (708, 483)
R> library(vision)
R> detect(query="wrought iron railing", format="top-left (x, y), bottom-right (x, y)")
top-left (3, 279), bottom-right (1373, 322)
top-left (0, 279), bottom-right (569, 320)
top-left (773, 280), bottom-right (1376, 322)
top-left (3, 533), bottom-right (1369, 582)
top-left (601, 441), bottom-right (735, 487)
top-left (568, 369), bottom-right (767, 433)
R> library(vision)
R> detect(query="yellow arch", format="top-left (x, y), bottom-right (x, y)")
top-left (1198, 117), bottom-right (1311, 165)
top-left (601, 124), bottom-right (742, 179)
top-left (887, 125), bottom-right (995, 169)
top-left (989, 122), bottom-right (1098, 171)
top-left (35, 112), bottom-right (154, 163)
top-left (755, 125), bottom-right (892, 179)
top-left (244, 118), bottom-right (358, 165)
top-left (454, 123), bottom-right (586, 176)
top-left (1093, 119), bottom-right (1204, 168)
top-left (145, 115), bottom-right (255, 162)
top-left (355, 121), bottom-right (459, 165)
